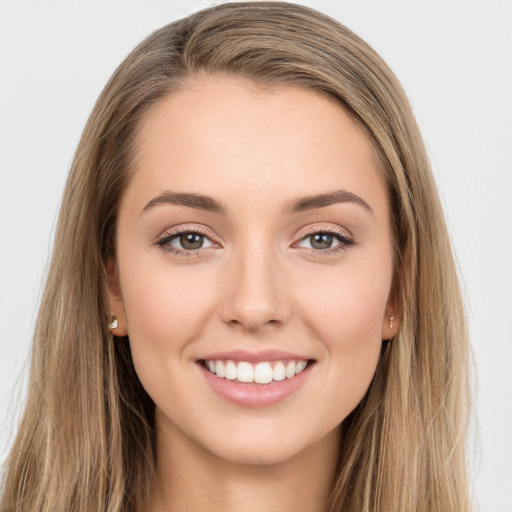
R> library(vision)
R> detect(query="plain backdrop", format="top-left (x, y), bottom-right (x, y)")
top-left (1, 1), bottom-right (511, 510)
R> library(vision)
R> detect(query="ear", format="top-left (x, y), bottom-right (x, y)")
top-left (381, 273), bottom-right (400, 341)
top-left (381, 304), bottom-right (399, 341)
top-left (106, 256), bottom-right (128, 337)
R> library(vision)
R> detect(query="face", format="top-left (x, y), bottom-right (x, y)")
top-left (108, 77), bottom-right (397, 466)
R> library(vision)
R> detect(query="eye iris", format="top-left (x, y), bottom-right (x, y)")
top-left (311, 233), bottom-right (333, 250)
top-left (180, 233), bottom-right (203, 250)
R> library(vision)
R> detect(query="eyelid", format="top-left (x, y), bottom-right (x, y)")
top-left (155, 225), bottom-right (220, 256)
top-left (156, 224), bottom-right (217, 242)
top-left (296, 223), bottom-right (353, 241)
top-left (292, 224), bottom-right (354, 255)
top-left (156, 223), bottom-right (354, 258)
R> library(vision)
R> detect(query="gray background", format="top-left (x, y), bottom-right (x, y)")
top-left (1, 1), bottom-right (511, 510)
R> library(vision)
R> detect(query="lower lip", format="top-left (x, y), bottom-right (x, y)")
top-left (198, 362), bottom-right (314, 408)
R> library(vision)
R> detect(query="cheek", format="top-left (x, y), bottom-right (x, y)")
top-left (120, 258), bottom-right (217, 348)
top-left (119, 249), bottom-right (220, 364)
top-left (300, 260), bottom-right (391, 346)
top-left (297, 254), bottom-right (391, 399)
top-left (118, 257), bottom-right (221, 411)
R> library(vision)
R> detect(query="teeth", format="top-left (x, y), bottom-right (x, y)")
top-left (273, 362), bottom-right (286, 381)
top-left (215, 360), bottom-right (225, 378)
top-left (237, 361), bottom-right (254, 383)
top-left (285, 361), bottom-right (296, 379)
top-left (204, 359), bottom-right (310, 384)
top-left (225, 360), bottom-right (237, 380)
top-left (296, 360), bottom-right (307, 374)
top-left (254, 362), bottom-right (273, 384)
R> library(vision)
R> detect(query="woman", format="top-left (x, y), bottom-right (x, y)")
top-left (0, 2), bottom-right (472, 511)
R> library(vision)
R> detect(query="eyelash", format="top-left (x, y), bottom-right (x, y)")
top-left (155, 226), bottom-right (354, 258)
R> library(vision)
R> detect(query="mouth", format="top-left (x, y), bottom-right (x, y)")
top-left (199, 358), bottom-right (316, 385)
top-left (196, 350), bottom-right (317, 407)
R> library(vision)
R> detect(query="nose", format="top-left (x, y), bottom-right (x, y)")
top-left (219, 243), bottom-right (291, 333)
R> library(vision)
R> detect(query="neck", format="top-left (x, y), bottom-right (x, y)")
top-left (148, 420), bottom-right (340, 512)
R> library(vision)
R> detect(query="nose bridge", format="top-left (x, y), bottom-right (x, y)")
top-left (220, 231), bottom-right (289, 331)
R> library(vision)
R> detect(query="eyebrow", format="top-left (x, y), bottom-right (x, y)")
top-left (141, 189), bottom-right (373, 216)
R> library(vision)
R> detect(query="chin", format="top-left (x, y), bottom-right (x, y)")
top-left (208, 438), bottom-right (307, 466)
top-left (199, 421), bottom-right (338, 468)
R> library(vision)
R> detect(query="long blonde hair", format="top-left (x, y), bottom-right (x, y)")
top-left (1, 2), bottom-right (472, 511)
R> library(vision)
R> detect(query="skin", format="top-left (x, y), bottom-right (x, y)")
top-left (108, 76), bottom-right (398, 512)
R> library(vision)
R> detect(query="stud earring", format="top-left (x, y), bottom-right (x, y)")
top-left (389, 316), bottom-right (394, 329)
top-left (108, 312), bottom-right (119, 331)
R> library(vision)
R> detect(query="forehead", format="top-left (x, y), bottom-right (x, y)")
top-left (124, 76), bottom-right (388, 218)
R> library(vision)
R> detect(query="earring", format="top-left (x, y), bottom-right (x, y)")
top-left (389, 316), bottom-right (394, 329)
top-left (108, 312), bottom-right (119, 331)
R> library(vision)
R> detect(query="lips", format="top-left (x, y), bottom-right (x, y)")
top-left (198, 349), bottom-right (313, 363)
top-left (196, 350), bottom-right (316, 407)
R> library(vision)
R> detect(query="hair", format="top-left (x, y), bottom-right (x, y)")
top-left (1, 2), bottom-right (472, 511)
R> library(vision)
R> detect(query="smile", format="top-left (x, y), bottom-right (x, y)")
top-left (202, 359), bottom-right (310, 384)
top-left (197, 350), bottom-right (316, 407)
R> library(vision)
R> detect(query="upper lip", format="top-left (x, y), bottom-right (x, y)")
top-left (198, 349), bottom-right (314, 363)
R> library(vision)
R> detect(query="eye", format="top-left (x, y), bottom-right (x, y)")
top-left (156, 225), bottom-right (354, 259)
top-left (156, 227), bottom-right (217, 257)
top-left (295, 227), bottom-right (354, 255)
